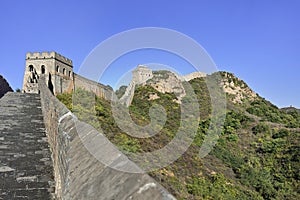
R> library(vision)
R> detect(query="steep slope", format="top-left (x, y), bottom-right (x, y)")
top-left (220, 72), bottom-right (257, 104)
top-left (0, 75), bottom-right (13, 98)
top-left (57, 71), bottom-right (300, 200)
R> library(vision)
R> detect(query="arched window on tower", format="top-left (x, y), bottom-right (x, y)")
top-left (68, 71), bottom-right (71, 77)
top-left (56, 66), bottom-right (59, 73)
top-left (41, 65), bottom-right (45, 74)
top-left (63, 68), bottom-right (66, 75)
top-left (29, 65), bottom-right (34, 72)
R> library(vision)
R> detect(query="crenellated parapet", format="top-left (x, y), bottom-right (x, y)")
top-left (26, 52), bottom-right (73, 67)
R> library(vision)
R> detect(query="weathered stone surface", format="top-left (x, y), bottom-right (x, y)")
top-left (39, 75), bottom-right (176, 200)
top-left (0, 92), bottom-right (54, 199)
top-left (0, 75), bottom-right (13, 98)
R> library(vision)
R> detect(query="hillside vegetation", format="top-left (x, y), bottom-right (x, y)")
top-left (57, 71), bottom-right (299, 200)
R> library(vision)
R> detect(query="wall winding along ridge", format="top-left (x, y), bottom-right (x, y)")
top-left (38, 75), bottom-right (176, 200)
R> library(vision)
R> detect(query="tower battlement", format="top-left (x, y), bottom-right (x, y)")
top-left (26, 51), bottom-right (73, 67)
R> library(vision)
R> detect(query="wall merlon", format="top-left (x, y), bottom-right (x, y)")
top-left (26, 51), bottom-right (73, 67)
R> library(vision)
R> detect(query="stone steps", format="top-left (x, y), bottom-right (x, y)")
top-left (0, 92), bottom-right (54, 199)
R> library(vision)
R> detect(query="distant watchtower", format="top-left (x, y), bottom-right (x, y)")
top-left (132, 65), bottom-right (153, 84)
top-left (22, 52), bottom-right (74, 95)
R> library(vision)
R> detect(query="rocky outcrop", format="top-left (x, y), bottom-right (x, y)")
top-left (119, 66), bottom-right (259, 106)
top-left (220, 72), bottom-right (257, 103)
top-left (0, 75), bottom-right (13, 98)
top-left (146, 70), bottom-right (186, 103)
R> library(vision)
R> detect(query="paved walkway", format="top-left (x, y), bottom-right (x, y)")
top-left (0, 93), bottom-right (54, 199)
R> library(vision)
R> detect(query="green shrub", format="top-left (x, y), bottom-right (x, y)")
top-left (57, 92), bottom-right (73, 110)
top-left (252, 123), bottom-right (270, 135)
top-left (272, 129), bottom-right (290, 139)
top-left (114, 133), bottom-right (141, 153)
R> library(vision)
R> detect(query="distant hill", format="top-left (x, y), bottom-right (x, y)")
top-left (281, 106), bottom-right (300, 114)
top-left (57, 70), bottom-right (300, 200)
top-left (0, 75), bottom-right (13, 98)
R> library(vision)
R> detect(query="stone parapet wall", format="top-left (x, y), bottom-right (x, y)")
top-left (73, 74), bottom-right (113, 100)
top-left (119, 81), bottom-right (136, 107)
top-left (38, 75), bottom-right (175, 200)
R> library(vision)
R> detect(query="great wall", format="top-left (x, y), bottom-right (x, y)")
top-left (23, 52), bottom-right (112, 100)
top-left (0, 52), bottom-right (176, 200)
top-left (119, 65), bottom-right (207, 107)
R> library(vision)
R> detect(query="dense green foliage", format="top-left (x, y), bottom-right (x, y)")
top-left (57, 72), bottom-right (300, 200)
top-left (246, 99), bottom-right (300, 128)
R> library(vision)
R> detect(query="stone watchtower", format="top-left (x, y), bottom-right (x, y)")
top-left (132, 65), bottom-right (153, 84)
top-left (22, 52), bottom-right (74, 95)
top-left (119, 65), bottom-right (153, 106)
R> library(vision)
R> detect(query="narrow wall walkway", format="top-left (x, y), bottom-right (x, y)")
top-left (0, 93), bottom-right (54, 199)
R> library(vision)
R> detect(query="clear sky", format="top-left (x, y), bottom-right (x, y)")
top-left (0, 0), bottom-right (299, 108)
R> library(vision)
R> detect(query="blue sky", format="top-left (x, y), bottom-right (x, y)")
top-left (0, 0), bottom-right (299, 108)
